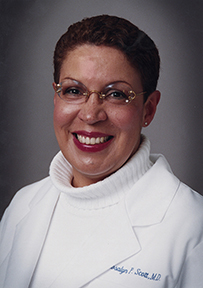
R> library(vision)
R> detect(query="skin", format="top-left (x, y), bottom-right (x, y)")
top-left (53, 44), bottom-right (160, 187)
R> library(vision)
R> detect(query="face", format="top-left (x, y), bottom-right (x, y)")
top-left (53, 44), bottom-right (160, 187)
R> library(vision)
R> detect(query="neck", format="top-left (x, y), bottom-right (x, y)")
top-left (49, 135), bottom-right (153, 210)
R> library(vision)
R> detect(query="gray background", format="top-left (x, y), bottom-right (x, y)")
top-left (1, 0), bottom-right (203, 218)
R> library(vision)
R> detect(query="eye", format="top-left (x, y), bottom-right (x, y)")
top-left (106, 90), bottom-right (128, 100)
top-left (63, 87), bottom-right (83, 96)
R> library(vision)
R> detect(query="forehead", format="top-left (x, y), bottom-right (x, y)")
top-left (62, 45), bottom-right (128, 70)
top-left (59, 44), bottom-right (142, 89)
top-left (66, 44), bottom-right (127, 61)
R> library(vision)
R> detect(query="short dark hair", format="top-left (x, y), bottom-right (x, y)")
top-left (53, 15), bottom-right (160, 101)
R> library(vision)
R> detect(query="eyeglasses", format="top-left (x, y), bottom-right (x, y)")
top-left (55, 78), bottom-right (145, 105)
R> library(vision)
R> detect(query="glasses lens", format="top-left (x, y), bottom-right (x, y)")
top-left (56, 79), bottom-right (138, 105)
top-left (59, 79), bottom-right (87, 103)
top-left (104, 83), bottom-right (132, 104)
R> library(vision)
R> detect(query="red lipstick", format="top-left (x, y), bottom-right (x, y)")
top-left (72, 131), bottom-right (113, 152)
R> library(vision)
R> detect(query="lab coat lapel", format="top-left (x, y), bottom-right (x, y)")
top-left (50, 201), bottom-right (140, 288)
top-left (125, 155), bottom-right (180, 226)
top-left (3, 185), bottom-right (60, 288)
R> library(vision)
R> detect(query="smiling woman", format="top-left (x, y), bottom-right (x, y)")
top-left (0, 15), bottom-right (203, 288)
top-left (53, 44), bottom-right (158, 186)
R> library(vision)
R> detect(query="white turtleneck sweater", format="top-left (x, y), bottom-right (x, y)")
top-left (2, 135), bottom-right (203, 288)
top-left (30, 136), bottom-right (152, 287)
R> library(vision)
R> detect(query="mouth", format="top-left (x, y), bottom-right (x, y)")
top-left (72, 131), bottom-right (114, 152)
top-left (75, 134), bottom-right (112, 145)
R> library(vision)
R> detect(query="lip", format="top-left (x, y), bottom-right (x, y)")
top-left (73, 131), bottom-right (111, 138)
top-left (72, 130), bottom-right (114, 152)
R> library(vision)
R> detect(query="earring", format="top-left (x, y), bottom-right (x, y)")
top-left (144, 122), bottom-right (148, 126)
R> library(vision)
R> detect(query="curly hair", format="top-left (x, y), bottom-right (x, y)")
top-left (53, 15), bottom-right (160, 101)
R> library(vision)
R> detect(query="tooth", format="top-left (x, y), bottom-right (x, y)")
top-left (86, 137), bottom-right (90, 144)
top-left (90, 137), bottom-right (96, 145)
top-left (77, 134), bottom-right (110, 145)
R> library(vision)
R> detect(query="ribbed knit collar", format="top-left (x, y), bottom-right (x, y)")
top-left (49, 135), bottom-right (152, 210)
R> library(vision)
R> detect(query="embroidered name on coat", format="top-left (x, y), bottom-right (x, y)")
top-left (110, 265), bottom-right (161, 281)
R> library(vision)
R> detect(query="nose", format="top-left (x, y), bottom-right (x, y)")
top-left (78, 93), bottom-right (108, 124)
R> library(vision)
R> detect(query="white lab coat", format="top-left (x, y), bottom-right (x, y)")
top-left (0, 155), bottom-right (203, 287)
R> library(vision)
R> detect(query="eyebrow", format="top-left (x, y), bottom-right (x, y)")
top-left (61, 77), bottom-right (133, 89)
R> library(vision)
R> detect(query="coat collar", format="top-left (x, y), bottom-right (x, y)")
top-left (0, 178), bottom-right (53, 269)
top-left (2, 191), bottom-right (140, 288)
top-left (125, 154), bottom-right (180, 226)
top-left (1, 183), bottom-right (60, 288)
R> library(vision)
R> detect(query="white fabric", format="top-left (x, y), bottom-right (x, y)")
top-left (29, 136), bottom-right (152, 287)
top-left (49, 135), bottom-right (152, 209)
top-left (0, 137), bottom-right (203, 288)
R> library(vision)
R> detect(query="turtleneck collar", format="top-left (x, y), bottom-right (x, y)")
top-left (49, 135), bottom-right (152, 210)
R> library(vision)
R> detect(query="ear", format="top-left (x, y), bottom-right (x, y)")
top-left (142, 90), bottom-right (161, 127)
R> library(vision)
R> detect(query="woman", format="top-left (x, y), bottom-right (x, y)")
top-left (0, 15), bottom-right (203, 288)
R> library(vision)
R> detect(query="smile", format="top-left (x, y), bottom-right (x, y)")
top-left (73, 131), bottom-right (114, 152)
top-left (76, 134), bottom-right (110, 145)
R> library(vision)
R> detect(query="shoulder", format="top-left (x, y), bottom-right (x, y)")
top-left (155, 154), bottom-right (203, 220)
top-left (0, 176), bottom-right (57, 269)
top-left (0, 177), bottom-right (52, 229)
top-left (152, 155), bottom-right (203, 236)
top-left (8, 177), bottom-right (52, 209)
top-left (170, 181), bottom-right (203, 227)
top-left (126, 154), bottom-right (203, 228)
top-left (151, 154), bottom-right (203, 209)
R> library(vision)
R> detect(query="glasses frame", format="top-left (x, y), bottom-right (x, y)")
top-left (54, 79), bottom-right (146, 105)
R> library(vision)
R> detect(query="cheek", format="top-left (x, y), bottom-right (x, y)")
top-left (54, 106), bottom-right (65, 128)
top-left (110, 105), bottom-right (143, 132)
top-left (53, 100), bottom-right (78, 130)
